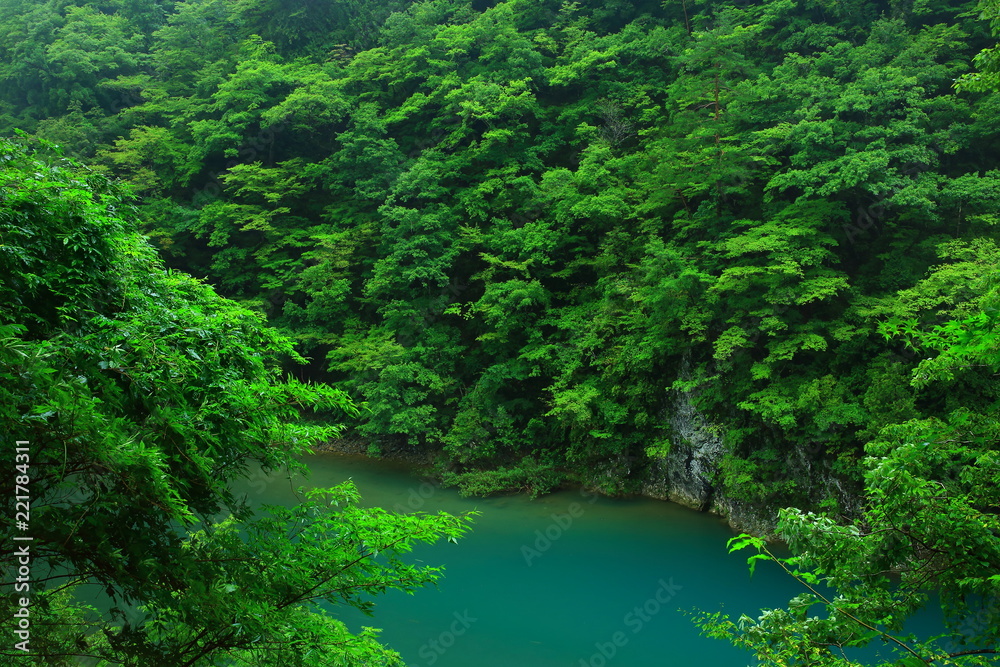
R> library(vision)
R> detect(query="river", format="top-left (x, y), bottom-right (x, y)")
top-left (239, 452), bottom-right (918, 667)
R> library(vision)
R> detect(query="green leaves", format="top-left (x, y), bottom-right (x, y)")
top-left (138, 483), bottom-right (474, 666)
top-left (701, 298), bottom-right (1000, 664)
top-left (0, 136), bottom-right (473, 665)
top-left (726, 533), bottom-right (771, 577)
top-left (957, 0), bottom-right (1000, 92)
top-left (3, 0), bottom-right (1000, 641)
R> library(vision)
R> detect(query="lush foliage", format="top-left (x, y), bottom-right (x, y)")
top-left (3, 0), bottom-right (1000, 662)
top-left (0, 136), bottom-right (473, 665)
top-left (693, 270), bottom-right (1000, 663)
top-left (2, 0), bottom-right (994, 504)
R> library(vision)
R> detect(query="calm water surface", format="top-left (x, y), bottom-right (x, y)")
top-left (241, 453), bottom-right (910, 667)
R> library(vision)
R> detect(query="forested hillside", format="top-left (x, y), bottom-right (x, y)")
top-left (2, 0), bottom-right (999, 512)
top-left (3, 0), bottom-right (1000, 663)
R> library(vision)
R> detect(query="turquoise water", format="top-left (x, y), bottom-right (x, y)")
top-left (240, 453), bottom-right (915, 667)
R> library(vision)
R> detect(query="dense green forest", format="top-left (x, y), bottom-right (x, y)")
top-left (2, 0), bottom-right (999, 663)
top-left (2, 0), bottom-right (999, 500)
top-left (5, 0), bottom-right (1000, 506)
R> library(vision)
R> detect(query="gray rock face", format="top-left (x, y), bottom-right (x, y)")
top-left (638, 390), bottom-right (800, 537)
top-left (711, 496), bottom-right (779, 538)
top-left (641, 391), bottom-right (723, 512)
top-left (636, 387), bottom-right (860, 538)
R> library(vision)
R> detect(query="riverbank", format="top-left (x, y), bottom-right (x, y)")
top-left (311, 438), bottom-right (788, 539)
top-left (311, 437), bottom-right (437, 465)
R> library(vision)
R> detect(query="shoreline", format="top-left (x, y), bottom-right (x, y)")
top-left (307, 438), bottom-right (774, 537)
top-left (308, 437), bottom-right (438, 468)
